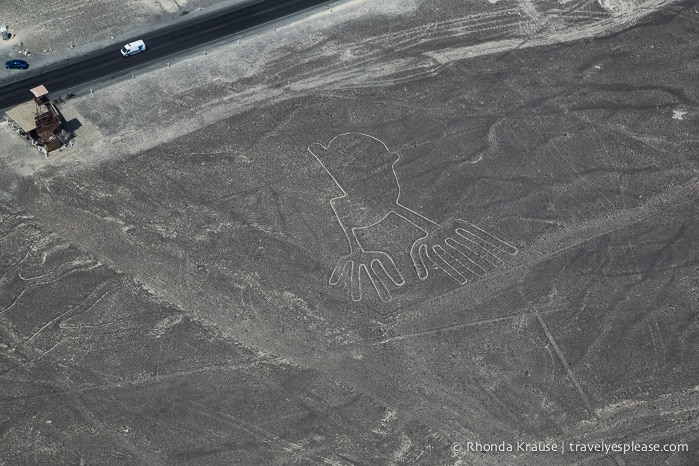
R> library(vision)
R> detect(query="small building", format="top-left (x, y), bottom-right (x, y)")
top-left (5, 85), bottom-right (70, 156)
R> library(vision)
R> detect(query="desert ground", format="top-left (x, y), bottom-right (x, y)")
top-left (1, 0), bottom-right (698, 464)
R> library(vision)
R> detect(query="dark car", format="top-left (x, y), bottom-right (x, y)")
top-left (5, 59), bottom-right (29, 70)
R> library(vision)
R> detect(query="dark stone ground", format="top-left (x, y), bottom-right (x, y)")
top-left (1, 1), bottom-right (698, 464)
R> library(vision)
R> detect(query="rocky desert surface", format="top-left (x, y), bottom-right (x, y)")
top-left (1, 0), bottom-right (698, 464)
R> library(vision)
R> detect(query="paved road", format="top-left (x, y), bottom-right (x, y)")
top-left (0, 0), bottom-right (331, 110)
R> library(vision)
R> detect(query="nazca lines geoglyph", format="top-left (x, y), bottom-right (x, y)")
top-left (308, 133), bottom-right (518, 302)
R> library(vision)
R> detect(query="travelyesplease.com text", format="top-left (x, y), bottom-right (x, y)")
top-left (452, 440), bottom-right (689, 455)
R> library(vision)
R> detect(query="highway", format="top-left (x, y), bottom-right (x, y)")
top-left (0, 0), bottom-right (331, 110)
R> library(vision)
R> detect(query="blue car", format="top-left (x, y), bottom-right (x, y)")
top-left (5, 59), bottom-right (29, 70)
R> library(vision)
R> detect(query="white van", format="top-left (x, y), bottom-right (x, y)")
top-left (120, 40), bottom-right (146, 57)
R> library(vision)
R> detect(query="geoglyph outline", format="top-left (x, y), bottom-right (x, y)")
top-left (308, 132), bottom-right (518, 302)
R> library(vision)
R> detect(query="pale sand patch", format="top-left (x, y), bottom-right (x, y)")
top-left (1, 0), bottom-right (680, 177)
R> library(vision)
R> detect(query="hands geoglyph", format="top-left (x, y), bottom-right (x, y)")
top-left (309, 133), bottom-right (517, 302)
